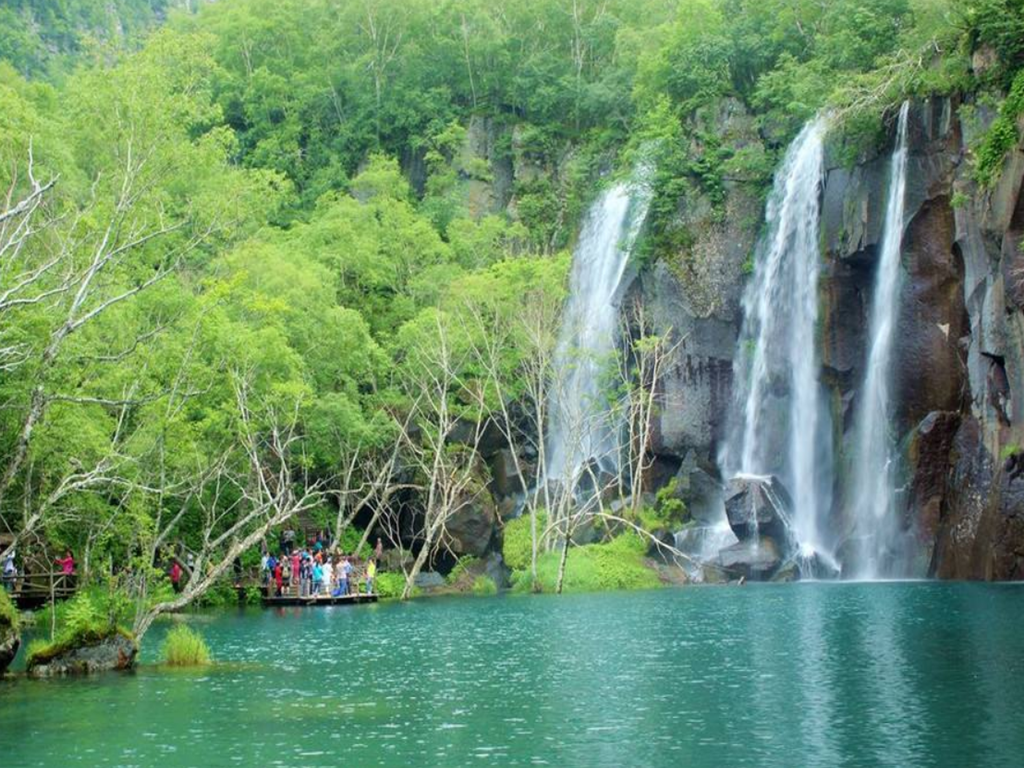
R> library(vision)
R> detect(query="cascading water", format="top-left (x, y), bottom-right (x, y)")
top-left (721, 118), bottom-right (834, 570)
top-left (546, 170), bottom-right (653, 483)
top-left (847, 102), bottom-right (911, 579)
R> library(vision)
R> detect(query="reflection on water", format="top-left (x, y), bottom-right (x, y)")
top-left (1, 583), bottom-right (1023, 767)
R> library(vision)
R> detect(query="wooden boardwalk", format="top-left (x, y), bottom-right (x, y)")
top-left (7, 572), bottom-right (77, 609)
top-left (261, 592), bottom-right (378, 607)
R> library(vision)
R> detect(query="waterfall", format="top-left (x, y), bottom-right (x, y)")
top-left (546, 170), bottom-right (653, 483)
top-left (847, 102), bottom-right (911, 579)
top-left (721, 118), bottom-right (833, 565)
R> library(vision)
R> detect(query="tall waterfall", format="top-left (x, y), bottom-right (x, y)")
top-left (721, 119), bottom-right (833, 564)
top-left (847, 102), bottom-right (911, 579)
top-left (546, 171), bottom-right (653, 482)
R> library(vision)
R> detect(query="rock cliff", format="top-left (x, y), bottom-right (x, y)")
top-left (641, 96), bottom-right (1024, 580)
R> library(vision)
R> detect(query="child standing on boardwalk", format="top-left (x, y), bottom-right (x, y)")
top-left (365, 559), bottom-right (376, 594)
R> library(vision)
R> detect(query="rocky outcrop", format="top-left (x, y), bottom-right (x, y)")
top-left (636, 92), bottom-right (1024, 580)
top-left (444, 482), bottom-right (498, 558)
top-left (0, 590), bottom-right (18, 676)
top-left (0, 628), bottom-right (18, 676)
top-left (714, 476), bottom-right (797, 580)
top-left (27, 633), bottom-right (137, 677)
top-left (719, 538), bottom-right (782, 580)
top-left (814, 96), bottom-right (1024, 576)
top-left (723, 475), bottom-right (794, 544)
top-left (637, 97), bottom-right (765, 530)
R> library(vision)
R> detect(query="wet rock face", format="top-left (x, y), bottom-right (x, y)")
top-left (639, 97), bottom-right (763, 469)
top-left (894, 196), bottom-right (968, 430)
top-left (934, 418), bottom-right (1024, 580)
top-left (719, 537), bottom-right (782, 580)
top-left (723, 475), bottom-right (794, 546)
top-left (638, 95), bottom-right (1024, 580)
top-left (27, 633), bottom-right (137, 678)
top-left (905, 411), bottom-right (961, 565)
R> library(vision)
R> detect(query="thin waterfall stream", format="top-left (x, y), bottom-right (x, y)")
top-left (546, 169), bottom-right (652, 484)
top-left (847, 102), bottom-right (912, 579)
top-left (721, 118), bottom-right (835, 572)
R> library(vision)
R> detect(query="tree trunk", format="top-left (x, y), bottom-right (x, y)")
top-left (555, 534), bottom-right (570, 594)
top-left (402, 541), bottom-right (432, 601)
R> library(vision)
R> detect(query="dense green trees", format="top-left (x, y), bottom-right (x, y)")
top-left (1, 0), bottom-right (1022, 626)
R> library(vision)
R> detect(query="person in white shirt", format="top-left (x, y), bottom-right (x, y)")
top-left (322, 559), bottom-right (334, 595)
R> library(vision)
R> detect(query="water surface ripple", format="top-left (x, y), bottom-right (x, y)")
top-left (2, 583), bottom-right (1022, 767)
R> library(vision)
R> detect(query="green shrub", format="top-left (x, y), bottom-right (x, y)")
top-left (161, 623), bottom-right (211, 667)
top-left (198, 580), bottom-right (239, 608)
top-left (0, 587), bottom-right (18, 632)
top-left (447, 555), bottom-right (480, 585)
top-left (335, 525), bottom-right (370, 559)
top-left (502, 511), bottom-right (545, 572)
top-left (472, 575), bottom-right (498, 596)
top-left (518, 533), bottom-right (662, 594)
top-left (975, 70), bottom-right (1024, 187)
top-left (244, 585), bottom-right (263, 604)
top-left (374, 571), bottom-right (406, 599)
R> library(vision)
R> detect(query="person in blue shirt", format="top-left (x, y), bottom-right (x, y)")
top-left (312, 561), bottom-right (323, 595)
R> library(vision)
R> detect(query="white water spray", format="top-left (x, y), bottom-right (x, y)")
top-left (722, 118), bottom-right (833, 564)
top-left (546, 170), bottom-right (653, 482)
top-left (847, 102), bottom-right (911, 579)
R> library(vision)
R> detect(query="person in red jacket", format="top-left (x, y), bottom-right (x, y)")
top-left (55, 549), bottom-right (75, 589)
top-left (274, 558), bottom-right (284, 596)
top-left (170, 560), bottom-right (183, 593)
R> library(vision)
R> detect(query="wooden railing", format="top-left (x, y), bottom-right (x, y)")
top-left (5, 571), bottom-right (77, 608)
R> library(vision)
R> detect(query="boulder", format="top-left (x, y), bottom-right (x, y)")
top-left (718, 537), bottom-right (782, 580)
top-left (413, 571), bottom-right (446, 590)
top-left (489, 448), bottom-right (526, 499)
top-left (723, 475), bottom-right (794, 543)
top-left (668, 451), bottom-right (726, 527)
top-left (444, 483), bottom-right (498, 558)
top-left (27, 633), bottom-right (137, 678)
top-left (645, 529), bottom-right (677, 564)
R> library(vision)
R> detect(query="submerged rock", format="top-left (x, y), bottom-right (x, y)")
top-left (27, 633), bottom-right (137, 678)
top-left (718, 537), bottom-right (782, 580)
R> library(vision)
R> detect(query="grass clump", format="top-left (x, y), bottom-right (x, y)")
top-left (502, 511), bottom-right (546, 572)
top-left (447, 555), bottom-right (480, 585)
top-left (472, 575), bottom-right (498, 596)
top-left (514, 533), bottom-right (662, 594)
top-left (162, 623), bottom-right (212, 667)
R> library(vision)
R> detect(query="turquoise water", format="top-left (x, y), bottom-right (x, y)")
top-left (2, 582), bottom-right (1023, 767)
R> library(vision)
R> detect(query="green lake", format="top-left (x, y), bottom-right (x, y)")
top-left (2, 582), bottom-right (1023, 766)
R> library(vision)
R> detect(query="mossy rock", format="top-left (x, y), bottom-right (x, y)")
top-left (26, 628), bottom-right (137, 677)
top-left (0, 589), bottom-right (19, 676)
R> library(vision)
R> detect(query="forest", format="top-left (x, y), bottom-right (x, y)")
top-left (1, 0), bottom-right (1023, 658)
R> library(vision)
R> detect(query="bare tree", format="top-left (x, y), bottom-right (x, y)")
top-left (395, 313), bottom-right (490, 599)
top-left (131, 370), bottom-right (322, 642)
top-left (617, 298), bottom-right (680, 516)
top-left (456, 282), bottom-right (564, 590)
